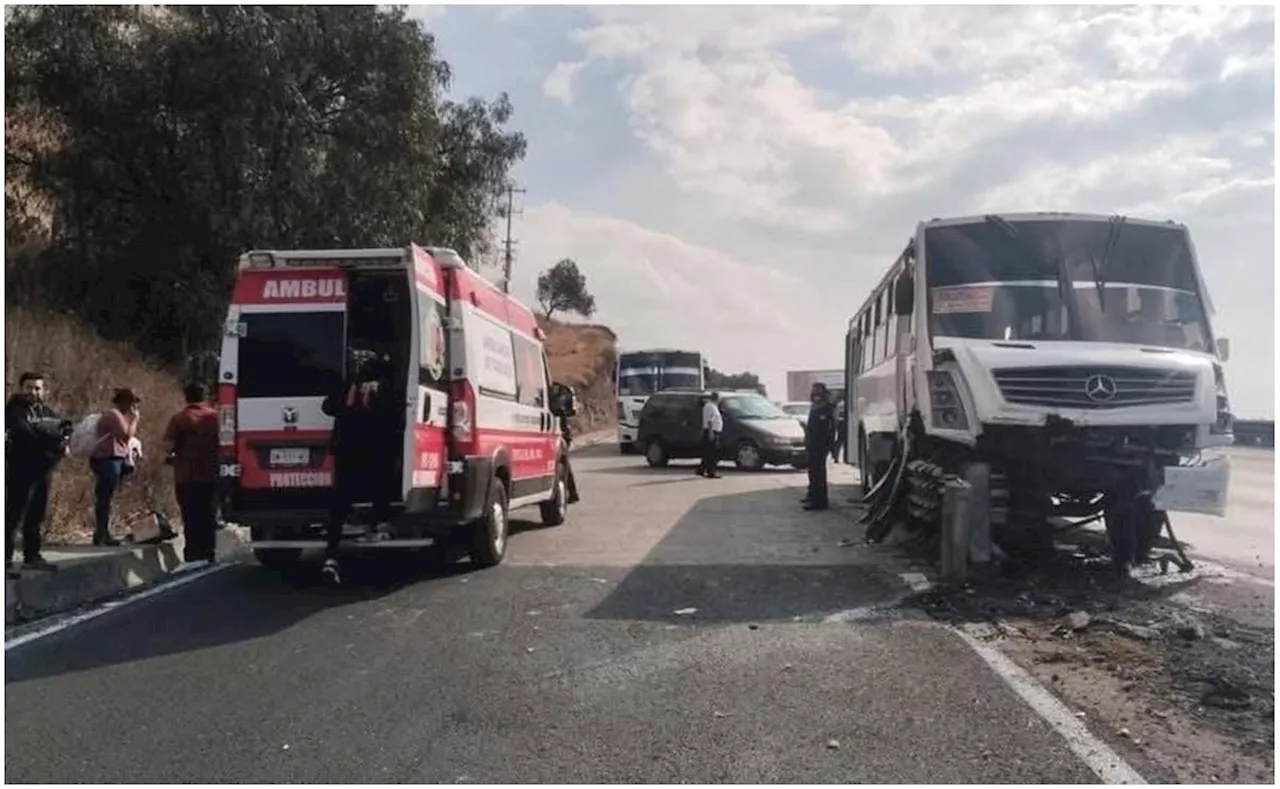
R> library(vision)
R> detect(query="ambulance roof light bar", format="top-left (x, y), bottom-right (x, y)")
top-left (238, 248), bottom-right (407, 270)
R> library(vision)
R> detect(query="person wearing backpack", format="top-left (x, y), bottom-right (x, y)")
top-left (5, 372), bottom-right (68, 577)
top-left (88, 388), bottom-right (142, 547)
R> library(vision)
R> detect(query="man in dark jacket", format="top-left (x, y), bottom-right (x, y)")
top-left (556, 386), bottom-right (580, 505)
top-left (319, 356), bottom-right (400, 584)
top-left (803, 382), bottom-right (836, 511)
top-left (5, 372), bottom-right (67, 576)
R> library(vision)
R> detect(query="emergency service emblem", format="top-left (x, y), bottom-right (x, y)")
top-left (424, 305), bottom-right (446, 382)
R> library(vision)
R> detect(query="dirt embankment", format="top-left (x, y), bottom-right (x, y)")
top-left (540, 317), bottom-right (618, 437)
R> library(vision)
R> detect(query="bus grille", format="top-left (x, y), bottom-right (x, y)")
top-left (992, 366), bottom-right (1198, 409)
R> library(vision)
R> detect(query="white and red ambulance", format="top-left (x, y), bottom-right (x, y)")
top-left (216, 245), bottom-right (571, 571)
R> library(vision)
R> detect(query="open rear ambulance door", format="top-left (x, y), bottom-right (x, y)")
top-left (220, 268), bottom-right (348, 517)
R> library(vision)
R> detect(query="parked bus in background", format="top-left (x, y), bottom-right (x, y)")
top-left (613, 348), bottom-right (708, 454)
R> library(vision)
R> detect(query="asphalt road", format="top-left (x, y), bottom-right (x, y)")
top-left (7, 448), bottom-right (1107, 783)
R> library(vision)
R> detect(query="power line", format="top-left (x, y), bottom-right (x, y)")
top-left (500, 182), bottom-right (527, 294)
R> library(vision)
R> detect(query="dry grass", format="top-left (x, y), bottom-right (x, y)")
top-left (5, 307), bottom-right (186, 545)
top-left (540, 317), bottom-right (618, 435)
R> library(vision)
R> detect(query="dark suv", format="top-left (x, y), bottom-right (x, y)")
top-left (636, 390), bottom-right (808, 471)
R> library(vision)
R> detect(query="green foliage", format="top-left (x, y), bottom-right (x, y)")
top-left (706, 367), bottom-right (766, 397)
top-left (536, 258), bottom-right (596, 320)
top-left (4, 5), bottom-right (526, 363)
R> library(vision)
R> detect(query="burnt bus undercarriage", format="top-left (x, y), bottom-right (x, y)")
top-left (862, 411), bottom-right (1199, 574)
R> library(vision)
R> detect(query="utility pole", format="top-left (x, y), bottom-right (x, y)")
top-left (500, 182), bottom-right (527, 293)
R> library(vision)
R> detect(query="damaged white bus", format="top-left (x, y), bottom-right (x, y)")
top-left (844, 212), bottom-right (1233, 573)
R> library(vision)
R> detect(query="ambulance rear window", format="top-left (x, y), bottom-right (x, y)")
top-left (238, 312), bottom-right (345, 398)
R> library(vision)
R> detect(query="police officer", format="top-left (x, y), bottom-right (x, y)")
top-left (802, 382), bottom-right (836, 511)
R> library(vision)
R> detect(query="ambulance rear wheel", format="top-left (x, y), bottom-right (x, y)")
top-left (469, 476), bottom-right (510, 568)
top-left (253, 548), bottom-right (302, 572)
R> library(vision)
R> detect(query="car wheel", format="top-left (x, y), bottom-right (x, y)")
top-left (735, 440), bottom-right (764, 471)
top-left (645, 439), bottom-right (669, 468)
top-left (469, 476), bottom-right (510, 568)
top-left (539, 464), bottom-right (568, 527)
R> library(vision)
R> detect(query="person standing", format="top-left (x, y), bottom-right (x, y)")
top-left (831, 396), bottom-right (847, 464)
top-left (557, 386), bottom-right (581, 504)
top-left (319, 358), bottom-right (398, 585)
top-left (89, 388), bottom-right (142, 546)
top-left (695, 392), bottom-right (723, 479)
top-left (803, 383), bottom-right (836, 511)
top-left (5, 372), bottom-right (67, 576)
top-left (163, 383), bottom-right (220, 565)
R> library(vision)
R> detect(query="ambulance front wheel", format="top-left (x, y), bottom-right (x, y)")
top-left (539, 464), bottom-right (569, 527)
top-left (254, 548), bottom-right (302, 571)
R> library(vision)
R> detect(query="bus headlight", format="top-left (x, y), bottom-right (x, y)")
top-left (928, 371), bottom-right (968, 430)
top-left (1211, 364), bottom-right (1233, 435)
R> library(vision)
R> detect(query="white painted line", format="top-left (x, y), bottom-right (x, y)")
top-left (957, 630), bottom-right (1147, 785)
top-left (5, 562), bottom-right (232, 652)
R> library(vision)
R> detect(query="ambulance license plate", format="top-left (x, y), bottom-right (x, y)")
top-left (269, 448), bottom-right (310, 468)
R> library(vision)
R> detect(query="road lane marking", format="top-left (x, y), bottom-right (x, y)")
top-left (5, 562), bottom-right (232, 651)
top-left (957, 630), bottom-right (1147, 784)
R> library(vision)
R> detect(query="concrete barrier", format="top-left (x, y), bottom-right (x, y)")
top-left (4, 527), bottom-right (250, 626)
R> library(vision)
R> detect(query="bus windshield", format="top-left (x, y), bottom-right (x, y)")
top-left (617, 350), bottom-right (704, 395)
top-left (924, 218), bottom-right (1212, 353)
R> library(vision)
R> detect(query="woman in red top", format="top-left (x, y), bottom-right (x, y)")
top-left (89, 388), bottom-right (141, 546)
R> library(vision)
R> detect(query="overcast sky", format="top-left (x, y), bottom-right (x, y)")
top-left (413, 4), bottom-right (1275, 417)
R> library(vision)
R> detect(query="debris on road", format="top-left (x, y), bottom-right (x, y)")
top-left (1062, 611), bottom-right (1091, 632)
top-left (673, 607), bottom-right (698, 616)
top-left (826, 739), bottom-right (841, 751)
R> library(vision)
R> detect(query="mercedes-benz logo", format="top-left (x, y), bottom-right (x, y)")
top-left (1084, 374), bottom-right (1118, 402)
top-left (282, 406), bottom-right (299, 424)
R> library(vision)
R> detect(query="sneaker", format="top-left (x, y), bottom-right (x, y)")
top-left (22, 556), bottom-right (58, 572)
top-left (321, 558), bottom-right (342, 585)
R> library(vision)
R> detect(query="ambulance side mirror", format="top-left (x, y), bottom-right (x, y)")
top-left (549, 382), bottom-right (575, 417)
top-left (1216, 337), bottom-right (1230, 362)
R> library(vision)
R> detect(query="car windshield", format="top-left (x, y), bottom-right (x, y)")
top-left (924, 218), bottom-right (1212, 352)
top-left (722, 394), bottom-right (788, 419)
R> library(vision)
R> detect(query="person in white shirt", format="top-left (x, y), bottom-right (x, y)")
top-left (696, 392), bottom-right (723, 478)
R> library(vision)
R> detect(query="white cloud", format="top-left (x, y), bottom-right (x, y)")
top-left (526, 6), bottom-right (1274, 414)
top-left (508, 203), bottom-right (848, 396)
top-left (542, 60), bottom-right (585, 105)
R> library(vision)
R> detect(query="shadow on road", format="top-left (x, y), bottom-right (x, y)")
top-left (4, 553), bottom-right (470, 685)
top-left (582, 486), bottom-right (903, 625)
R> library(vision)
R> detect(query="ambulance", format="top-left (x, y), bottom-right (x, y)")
top-left (216, 246), bottom-right (572, 571)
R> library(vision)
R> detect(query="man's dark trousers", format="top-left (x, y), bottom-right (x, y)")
top-left (697, 431), bottom-right (720, 477)
top-left (6, 467), bottom-right (50, 564)
top-left (806, 451), bottom-right (829, 508)
top-left (175, 481), bottom-right (218, 562)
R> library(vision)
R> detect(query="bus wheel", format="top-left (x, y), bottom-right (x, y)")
top-left (645, 439), bottom-right (669, 468)
top-left (539, 465), bottom-right (569, 527)
top-left (253, 548), bottom-right (302, 572)
top-left (470, 476), bottom-right (510, 568)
